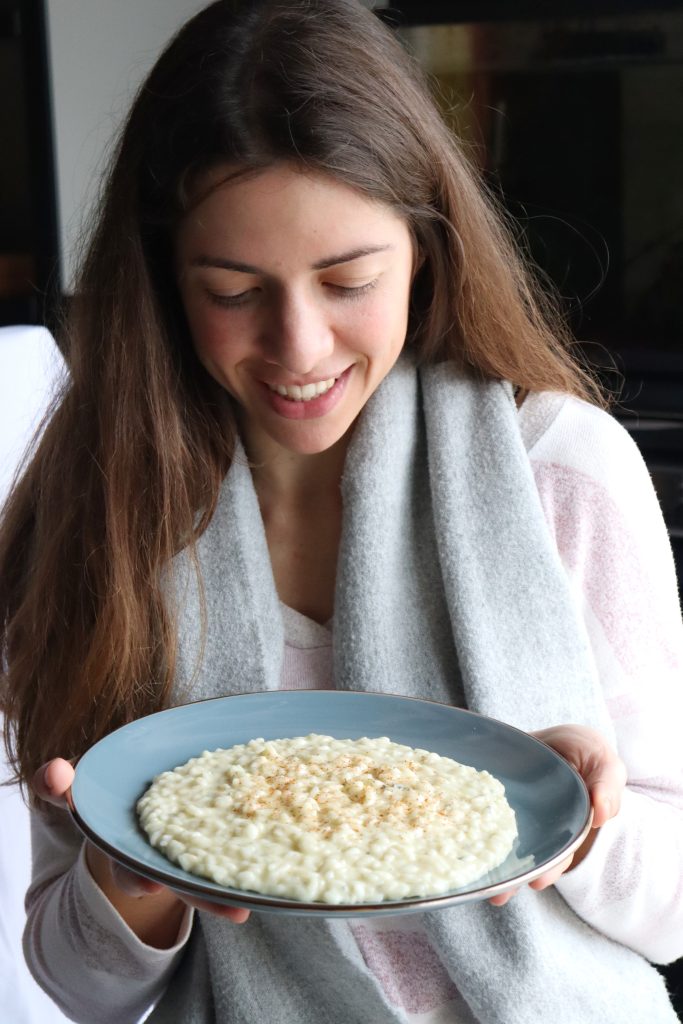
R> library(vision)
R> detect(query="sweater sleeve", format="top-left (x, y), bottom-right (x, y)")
top-left (23, 804), bottom-right (194, 1024)
top-left (522, 393), bottom-right (683, 965)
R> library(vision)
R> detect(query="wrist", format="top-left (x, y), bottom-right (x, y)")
top-left (84, 842), bottom-right (188, 949)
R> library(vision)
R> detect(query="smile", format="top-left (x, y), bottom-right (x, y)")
top-left (265, 377), bottom-right (338, 402)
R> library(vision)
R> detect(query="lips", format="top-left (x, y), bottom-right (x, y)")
top-left (260, 367), bottom-right (351, 420)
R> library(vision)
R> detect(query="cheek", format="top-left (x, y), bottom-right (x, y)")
top-left (355, 299), bottom-right (409, 360)
top-left (186, 309), bottom-right (238, 364)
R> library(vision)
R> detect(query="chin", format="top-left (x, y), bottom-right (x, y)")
top-left (268, 422), bottom-right (352, 457)
top-left (275, 436), bottom-right (341, 456)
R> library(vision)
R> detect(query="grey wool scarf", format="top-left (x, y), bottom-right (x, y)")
top-left (153, 359), bottom-right (676, 1024)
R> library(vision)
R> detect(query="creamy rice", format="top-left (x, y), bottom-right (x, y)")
top-left (137, 734), bottom-right (517, 904)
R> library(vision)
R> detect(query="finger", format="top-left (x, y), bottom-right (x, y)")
top-left (489, 887), bottom-right (519, 907)
top-left (33, 758), bottom-right (76, 807)
top-left (182, 897), bottom-right (251, 923)
top-left (107, 863), bottom-right (251, 921)
top-left (110, 861), bottom-right (166, 897)
top-left (528, 855), bottom-right (574, 891)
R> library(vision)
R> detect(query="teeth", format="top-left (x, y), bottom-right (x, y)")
top-left (267, 377), bottom-right (338, 402)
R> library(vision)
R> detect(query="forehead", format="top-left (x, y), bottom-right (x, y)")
top-left (176, 162), bottom-right (410, 257)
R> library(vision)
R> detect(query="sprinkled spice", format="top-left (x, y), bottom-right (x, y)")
top-left (137, 734), bottom-right (517, 904)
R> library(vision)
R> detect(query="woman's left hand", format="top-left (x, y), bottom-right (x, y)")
top-left (489, 724), bottom-right (627, 907)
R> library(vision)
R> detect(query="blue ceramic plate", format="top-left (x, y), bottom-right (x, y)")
top-left (70, 690), bottom-right (591, 917)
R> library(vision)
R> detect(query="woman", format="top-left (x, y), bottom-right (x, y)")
top-left (1, 1), bottom-right (681, 1021)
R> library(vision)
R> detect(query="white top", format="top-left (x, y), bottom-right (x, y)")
top-left (0, 325), bottom-right (69, 1024)
top-left (22, 392), bottom-right (683, 1023)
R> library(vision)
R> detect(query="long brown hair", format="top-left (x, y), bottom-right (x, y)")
top-left (1, 0), bottom-right (603, 787)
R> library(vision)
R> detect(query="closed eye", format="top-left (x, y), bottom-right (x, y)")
top-left (326, 279), bottom-right (379, 300)
top-left (205, 278), bottom-right (379, 309)
top-left (206, 289), bottom-right (258, 309)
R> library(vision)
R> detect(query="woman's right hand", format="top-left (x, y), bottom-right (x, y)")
top-left (33, 758), bottom-right (250, 946)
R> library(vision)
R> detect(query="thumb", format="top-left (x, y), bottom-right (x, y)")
top-left (33, 758), bottom-right (76, 808)
top-left (574, 743), bottom-right (626, 830)
top-left (586, 774), bottom-right (624, 830)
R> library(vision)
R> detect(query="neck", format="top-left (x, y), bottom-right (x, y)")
top-left (240, 422), bottom-right (352, 503)
top-left (239, 419), bottom-right (350, 626)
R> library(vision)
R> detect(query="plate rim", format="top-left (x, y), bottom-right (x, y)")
top-left (70, 689), bottom-right (593, 915)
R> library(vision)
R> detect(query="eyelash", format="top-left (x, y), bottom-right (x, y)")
top-left (206, 279), bottom-right (379, 309)
top-left (329, 279), bottom-right (379, 301)
top-left (206, 291), bottom-right (255, 309)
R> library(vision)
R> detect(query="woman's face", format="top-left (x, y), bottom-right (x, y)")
top-left (176, 163), bottom-right (416, 458)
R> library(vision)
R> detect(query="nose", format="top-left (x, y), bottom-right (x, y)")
top-left (262, 288), bottom-right (334, 376)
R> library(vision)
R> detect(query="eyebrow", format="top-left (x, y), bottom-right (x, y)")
top-left (189, 245), bottom-right (393, 274)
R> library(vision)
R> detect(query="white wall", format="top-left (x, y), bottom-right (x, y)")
top-left (45, 0), bottom-right (206, 292)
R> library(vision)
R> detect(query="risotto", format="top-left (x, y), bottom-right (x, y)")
top-left (137, 734), bottom-right (517, 904)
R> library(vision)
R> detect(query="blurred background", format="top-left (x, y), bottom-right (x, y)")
top-left (0, 0), bottom-right (681, 1019)
top-left (383, 0), bottom-right (683, 593)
